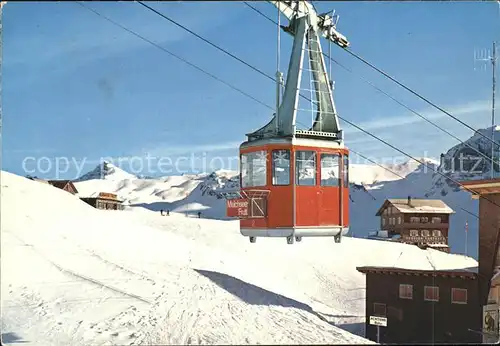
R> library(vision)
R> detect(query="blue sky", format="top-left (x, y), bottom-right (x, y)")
top-left (2, 1), bottom-right (499, 179)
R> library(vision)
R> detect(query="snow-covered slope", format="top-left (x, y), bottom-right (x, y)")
top-left (1, 171), bottom-right (477, 345)
top-left (73, 159), bottom-right (475, 254)
top-left (70, 127), bottom-right (500, 259)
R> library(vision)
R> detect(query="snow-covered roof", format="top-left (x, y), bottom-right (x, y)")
top-left (459, 178), bottom-right (500, 199)
top-left (491, 270), bottom-right (500, 284)
top-left (376, 198), bottom-right (454, 215)
top-left (357, 266), bottom-right (477, 279)
top-left (426, 243), bottom-right (450, 248)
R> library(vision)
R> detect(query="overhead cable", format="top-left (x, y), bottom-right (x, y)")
top-left (76, 2), bottom-right (273, 111)
top-left (134, 0), bottom-right (500, 210)
top-left (80, 1), bottom-right (500, 212)
top-left (244, 1), bottom-right (500, 149)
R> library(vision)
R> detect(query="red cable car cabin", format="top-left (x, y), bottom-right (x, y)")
top-left (224, 0), bottom-right (351, 244)
top-left (226, 137), bottom-right (349, 244)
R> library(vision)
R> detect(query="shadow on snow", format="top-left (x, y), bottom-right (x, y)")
top-left (194, 269), bottom-right (366, 337)
top-left (1, 332), bottom-right (28, 344)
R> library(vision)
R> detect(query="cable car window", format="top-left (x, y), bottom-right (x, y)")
top-left (272, 150), bottom-right (290, 185)
top-left (241, 151), bottom-right (267, 187)
top-left (296, 151), bottom-right (316, 186)
top-left (342, 154), bottom-right (349, 188)
top-left (320, 153), bottom-right (340, 186)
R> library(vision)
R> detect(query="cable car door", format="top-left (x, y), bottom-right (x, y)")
top-left (319, 153), bottom-right (341, 226)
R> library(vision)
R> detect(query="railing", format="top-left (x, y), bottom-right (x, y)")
top-left (401, 236), bottom-right (448, 244)
top-left (401, 222), bottom-right (449, 229)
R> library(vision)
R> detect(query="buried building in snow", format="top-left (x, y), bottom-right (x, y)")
top-left (47, 180), bottom-right (79, 195)
top-left (80, 192), bottom-right (124, 210)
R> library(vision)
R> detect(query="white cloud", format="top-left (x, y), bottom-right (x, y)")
top-left (342, 100), bottom-right (490, 135)
top-left (141, 141), bottom-right (241, 158)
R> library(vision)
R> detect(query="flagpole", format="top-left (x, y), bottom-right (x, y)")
top-left (465, 220), bottom-right (468, 257)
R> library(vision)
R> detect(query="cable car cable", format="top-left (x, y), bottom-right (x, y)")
top-left (75, 2), bottom-right (273, 111)
top-left (80, 1), bottom-right (500, 212)
top-left (133, 0), bottom-right (500, 211)
top-left (244, 1), bottom-right (500, 168)
top-left (135, 1), bottom-right (275, 83)
top-left (342, 47), bottom-right (499, 149)
top-left (321, 50), bottom-right (500, 169)
top-left (141, 0), bottom-right (500, 179)
top-left (348, 148), bottom-right (480, 221)
top-left (243, 1), bottom-right (500, 150)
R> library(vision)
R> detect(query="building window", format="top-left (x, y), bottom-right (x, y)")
top-left (373, 303), bottom-right (386, 317)
top-left (320, 153), bottom-right (340, 186)
top-left (241, 151), bottom-right (267, 188)
top-left (410, 216), bottom-right (420, 223)
top-left (424, 286), bottom-right (439, 302)
top-left (398, 216), bottom-right (402, 224)
top-left (451, 288), bottom-right (467, 304)
top-left (382, 218), bottom-right (386, 226)
top-left (410, 229), bottom-right (419, 237)
top-left (420, 216), bottom-right (429, 223)
top-left (399, 284), bottom-right (413, 299)
top-left (296, 151), bottom-right (316, 186)
top-left (431, 217), bottom-right (442, 224)
top-left (388, 306), bottom-right (403, 321)
top-left (432, 229), bottom-right (442, 237)
top-left (343, 154), bottom-right (349, 188)
top-left (272, 150), bottom-right (290, 185)
top-left (422, 229), bottom-right (430, 237)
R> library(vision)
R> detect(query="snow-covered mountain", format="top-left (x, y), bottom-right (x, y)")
top-left (1, 170), bottom-right (477, 345)
top-left (428, 126), bottom-right (500, 197)
top-left (71, 127), bottom-right (500, 259)
top-left (75, 161), bottom-right (137, 182)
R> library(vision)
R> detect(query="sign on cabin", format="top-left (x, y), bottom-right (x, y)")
top-left (98, 192), bottom-right (118, 200)
top-left (226, 199), bottom-right (249, 217)
top-left (369, 315), bottom-right (387, 327)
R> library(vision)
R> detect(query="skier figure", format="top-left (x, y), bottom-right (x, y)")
top-left (160, 209), bottom-right (164, 216)
top-left (166, 209), bottom-right (170, 216)
top-left (197, 211), bottom-right (201, 218)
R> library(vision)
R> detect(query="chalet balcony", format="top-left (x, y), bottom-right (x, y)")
top-left (401, 236), bottom-right (448, 244)
top-left (400, 222), bottom-right (448, 229)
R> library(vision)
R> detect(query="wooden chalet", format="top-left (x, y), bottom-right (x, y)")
top-left (356, 266), bottom-right (480, 344)
top-left (47, 180), bottom-right (79, 195)
top-left (375, 197), bottom-right (454, 252)
top-left (80, 192), bottom-right (124, 210)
